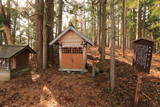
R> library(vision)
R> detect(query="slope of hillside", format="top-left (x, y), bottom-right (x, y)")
top-left (0, 48), bottom-right (159, 107)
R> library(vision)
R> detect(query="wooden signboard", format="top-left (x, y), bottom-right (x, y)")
top-left (132, 38), bottom-right (154, 106)
top-left (133, 38), bottom-right (154, 73)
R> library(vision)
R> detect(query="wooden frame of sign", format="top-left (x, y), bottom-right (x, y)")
top-left (132, 38), bottom-right (154, 106)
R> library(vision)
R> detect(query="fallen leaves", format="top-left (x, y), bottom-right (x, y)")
top-left (0, 47), bottom-right (159, 106)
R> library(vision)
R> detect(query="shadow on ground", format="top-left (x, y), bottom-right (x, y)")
top-left (0, 53), bottom-right (159, 107)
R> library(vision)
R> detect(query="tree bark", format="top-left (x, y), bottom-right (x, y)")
top-left (12, 15), bottom-right (18, 43)
top-left (2, 25), bottom-right (13, 45)
top-left (100, 0), bottom-right (106, 61)
top-left (80, 9), bottom-right (83, 32)
top-left (98, 0), bottom-right (102, 52)
top-left (43, 0), bottom-right (54, 69)
top-left (26, 1), bottom-right (30, 45)
top-left (43, 4), bottom-right (47, 69)
top-left (110, 0), bottom-right (115, 90)
top-left (46, 0), bottom-right (54, 66)
top-left (142, 0), bottom-right (146, 38)
top-left (12, 0), bottom-right (18, 43)
top-left (6, 0), bottom-right (11, 29)
top-left (57, 0), bottom-right (63, 35)
top-left (91, 1), bottom-right (97, 45)
top-left (35, 0), bottom-right (44, 71)
top-left (83, 7), bottom-right (87, 33)
top-left (117, 12), bottom-right (120, 48)
top-left (121, 0), bottom-right (126, 58)
top-left (0, 0), bottom-right (13, 45)
top-left (136, 0), bottom-right (142, 39)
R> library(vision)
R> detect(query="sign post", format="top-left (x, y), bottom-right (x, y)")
top-left (132, 38), bottom-right (154, 106)
top-left (134, 72), bottom-right (143, 106)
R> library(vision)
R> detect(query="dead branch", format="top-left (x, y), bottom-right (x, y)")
top-left (141, 92), bottom-right (157, 106)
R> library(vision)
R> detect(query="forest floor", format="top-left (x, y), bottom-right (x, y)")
top-left (0, 47), bottom-right (160, 107)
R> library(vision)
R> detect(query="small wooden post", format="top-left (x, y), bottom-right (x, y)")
top-left (83, 47), bottom-right (86, 69)
top-left (134, 72), bottom-right (143, 107)
top-left (59, 46), bottom-right (62, 68)
top-left (7, 59), bottom-right (11, 71)
top-left (92, 63), bottom-right (96, 77)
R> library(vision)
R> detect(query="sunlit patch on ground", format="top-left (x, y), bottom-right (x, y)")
top-left (40, 85), bottom-right (60, 107)
top-left (31, 72), bottom-right (40, 82)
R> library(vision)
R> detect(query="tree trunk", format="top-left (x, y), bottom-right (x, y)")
top-left (43, 4), bottom-right (47, 69)
top-left (136, 0), bottom-right (142, 39)
top-left (27, 19), bottom-right (30, 45)
top-left (91, 1), bottom-right (97, 45)
top-left (26, 1), bottom-right (30, 45)
top-left (80, 9), bottom-right (83, 32)
top-left (106, 15), bottom-right (109, 47)
top-left (106, 24), bottom-right (109, 47)
top-left (117, 13), bottom-right (120, 48)
top-left (4, 34), bottom-right (7, 44)
top-left (130, 8), bottom-right (136, 48)
top-left (19, 34), bottom-right (22, 43)
top-left (98, 0), bottom-right (102, 52)
top-left (6, 0), bottom-right (12, 44)
top-left (0, 32), bottom-right (2, 45)
top-left (56, 22), bottom-right (58, 36)
top-left (57, 0), bottom-right (63, 34)
top-left (12, 15), bottom-right (18, 43)
top-left (121, 0), bottom-right (126, 58)
top-left (83, 8), bottom-right (87, 33)
top-left (12, 0), bottom-right (18, 43)
top-left (35, 0), bottom-right (44, 71)
top-left (110, 0), bottom-right (115, 90)
top-left (46, 0), bottom-right (54, 66)
top-left (6, 0), bottom-right (11, 29)
top-left (0, 0), bottom-right (13, 45)
top-left (74, 14), bottom-right (78, 27)
top-left (100, 0), bottom-right (107, 61)
top-left (93, 19), bottom-right (96, 45)
top-left (2, 25), bottom-right (13, 45)
top-left (142, 1), bottom-right (146, 38)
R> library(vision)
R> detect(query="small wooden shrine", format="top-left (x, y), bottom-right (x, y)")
top-left (49, 25), bottom-right (94, 72)
top-left (0, 45), bottom-right (35, 81)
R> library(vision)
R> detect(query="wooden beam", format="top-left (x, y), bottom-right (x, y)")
top-left (59, 68), bottom-right (88, 72)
